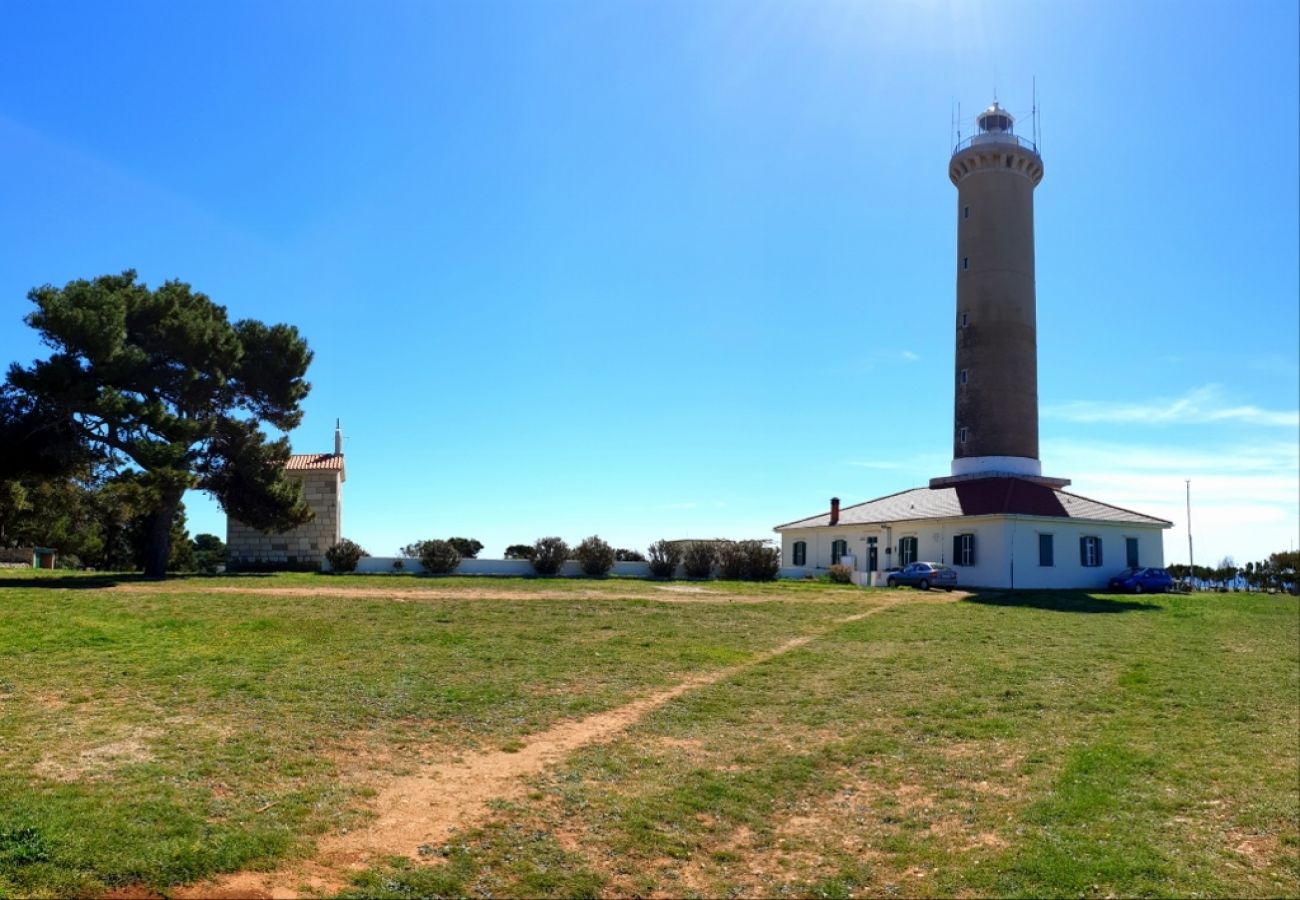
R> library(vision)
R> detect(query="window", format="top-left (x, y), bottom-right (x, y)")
top-left (958, 427), bottom-right (968, 444)
top-left (1080, 535), bottom-right (1103, 567)
top-left (962, 257), bottom-right (969, 270)
top-left (831, 539), bottom-right (847, 565)
top-left (963, 205), bottom-right (970, 219)
top-left (1039, 534), bottom-right (1054, 567)
top-left (1125, 537), bottom-right (1139, 568)
top-left (793, 541), bottom-right (807, 566)
top-left (960, 312), bottom-right (969, 327)
top-left (953, 533), bottom-right (976, 566)
top-left (898, 536), bottom-right (918, 566)
top-left (959, 368), bottom-right (968, 385)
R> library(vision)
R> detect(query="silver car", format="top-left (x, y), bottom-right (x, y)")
top-left (886, 562), bottom-right (958, 591)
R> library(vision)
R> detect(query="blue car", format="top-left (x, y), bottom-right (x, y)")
top-left (886, 562), bottom-right (958, 591)
top-left (1107, 567), bottom-right (1173, 594)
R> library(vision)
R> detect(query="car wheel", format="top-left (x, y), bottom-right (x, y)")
top-left (887, 577), bottom-right (897, 588)
top-left (918, 578), bottom-right (930, 591)
top-left (1134, 583), bottom-right (1144, 594)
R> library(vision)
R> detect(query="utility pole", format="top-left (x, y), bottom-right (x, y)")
top-left (1186, 479), bottom-right (1194, 588)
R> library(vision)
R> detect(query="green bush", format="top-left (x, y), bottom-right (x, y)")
top-left (574, 535), bottom-right (616, 577)
top-left (325, 539), bottom-right (367, 573)
top-left (445, 537), bottom-right (483, 559)
top-left (418, 539), bottom-right (461, 575)
top-left (681, 542), bottom-right (716, 579)
top-left (532, 536), bottom-right (569, 576)
top-left (828, 563), bottom-right (853, 584)
top-left (743, 541), bottom-right (781, 581)
top-left (504, 544), bottom-right (537, 560)
top-left (647, 540), bottom-right (682, 578)
top-left (716, 540), bottom-right (781, 581)
top-left (716, 541), bottom-right (747, 580)
top-left (615, 548), bottom-right (646, 562)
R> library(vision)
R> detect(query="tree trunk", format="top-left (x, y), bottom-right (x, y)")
top-left (142, 488), bottom-right (183, 579)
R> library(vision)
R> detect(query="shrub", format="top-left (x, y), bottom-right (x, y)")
top-left (419, 539), bottom-right (461, 575)
top-left (681, 542), bottom-right (716, 579)
top-left (716, 542), bottom-right (747, 580)
top-left (574, 535), bottom-right (616, 577)
top-left (828, 563), bottom-right (853, 584)
top-left (615, 548), bottom-right (646, 562)
top-left (532, 537), bottom-right (569, 576)
top-left (647, 540), bottom-right (682, 578)
top-left (504, 544), bottom-right (537, 561)
top-left (325, 539), bottom-right (367, 573)
top-left (743, 541), bottom-right (781, 581)
top-left (398, 541), bottom-right (425, 558)
top-left (716, 540), bottom-right (781, 581)
top-left (445, 537), bottom-right (483, 559)
top-left (392, 559), bottom-right (404, 572)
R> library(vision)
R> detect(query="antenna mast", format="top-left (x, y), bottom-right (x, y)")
top-left (1032, 77), bottom-right (1040, 150)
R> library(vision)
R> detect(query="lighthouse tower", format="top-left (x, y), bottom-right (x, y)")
top-left (938, 102), bottom-right (1066, 488)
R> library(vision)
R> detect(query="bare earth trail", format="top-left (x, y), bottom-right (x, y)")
top-left (174, 594), bottom-right (929, 899)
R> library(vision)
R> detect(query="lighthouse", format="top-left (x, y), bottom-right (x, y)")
top-left (773, 97), bottom-right (1172, 588)
top-left (943, 101), bottom-right (1060, 484)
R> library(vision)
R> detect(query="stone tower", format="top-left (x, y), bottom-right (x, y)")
top-left (947, 102), bottom-right (1048, 481)
top-left (225, 421), bottom-right (346, 570)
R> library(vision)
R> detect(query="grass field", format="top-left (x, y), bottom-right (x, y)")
top-left (0, 572), bottom-right (1295, 898)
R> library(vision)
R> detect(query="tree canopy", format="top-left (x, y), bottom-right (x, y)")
top-left (4, 271), bottom-right (315, 576)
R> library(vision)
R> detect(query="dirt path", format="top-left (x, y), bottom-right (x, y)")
top-left (174, 597), bottom-right (913, 899)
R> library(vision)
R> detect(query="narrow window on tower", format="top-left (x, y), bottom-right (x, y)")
top-left (959, 369), bottom-right (968, 385)
top-left (963, 205), bottom-right (970, 219)
top-left (962, 257), bottom-right (969, 270)
top-left (958, 427), bottom-right (968, 444)
top-left (960, 312), bottom-right (969, 328)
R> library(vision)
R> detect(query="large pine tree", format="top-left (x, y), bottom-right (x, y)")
top-left (6, 270), bottom-right (315, 576)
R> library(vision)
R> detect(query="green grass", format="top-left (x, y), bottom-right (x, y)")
top-left (0, 574), bottom-right (1295, 898)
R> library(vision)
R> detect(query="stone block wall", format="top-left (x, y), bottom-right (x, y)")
top-left (227, 469), bottom-right (342, 569)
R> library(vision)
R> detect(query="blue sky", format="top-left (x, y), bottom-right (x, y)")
top-left (2, 0), bottom-right (1296, 566)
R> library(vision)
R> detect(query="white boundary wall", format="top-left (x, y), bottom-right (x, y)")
top-left (339, 558), bottom-right (815, 581)
top-left (348, 557), bottom-right (658, 578)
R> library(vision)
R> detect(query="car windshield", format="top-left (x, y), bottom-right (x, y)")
top-left (1115, 568), bottom-right (1140, 578)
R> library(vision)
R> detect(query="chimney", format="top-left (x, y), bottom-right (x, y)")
top-left (334, 419), bottom-right (343, 456)
top-left (830, 497), bottom-right (840, 526)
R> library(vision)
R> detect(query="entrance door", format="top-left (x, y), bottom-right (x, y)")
top-left (867, 538), bottom-right (878, 572)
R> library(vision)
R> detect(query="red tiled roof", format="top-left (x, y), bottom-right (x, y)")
top-left (774, 477), bottom-right (1171, 530)
top-left (284, 453), bottom-right (344, 471)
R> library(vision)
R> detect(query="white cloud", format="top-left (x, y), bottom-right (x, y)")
top-left (1043, 437), bottom-right (1299, 564)
top-left (900, 350), bottom-right (921, 362)
top-left (1043, 384), bottom-right (1298, 428)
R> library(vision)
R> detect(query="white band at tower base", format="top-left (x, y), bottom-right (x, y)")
top-left (951, 455), bottom-right (1042, 478)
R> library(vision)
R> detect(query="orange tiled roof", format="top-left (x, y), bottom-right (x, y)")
top-left (284, 453), bottom-right (344, 471)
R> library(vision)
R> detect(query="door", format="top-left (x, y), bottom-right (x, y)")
top-left (867, 538), bottom-right (878, 572)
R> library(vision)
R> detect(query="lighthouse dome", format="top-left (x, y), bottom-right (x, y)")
top-left (977, 102), bottom-right (1015, 134)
